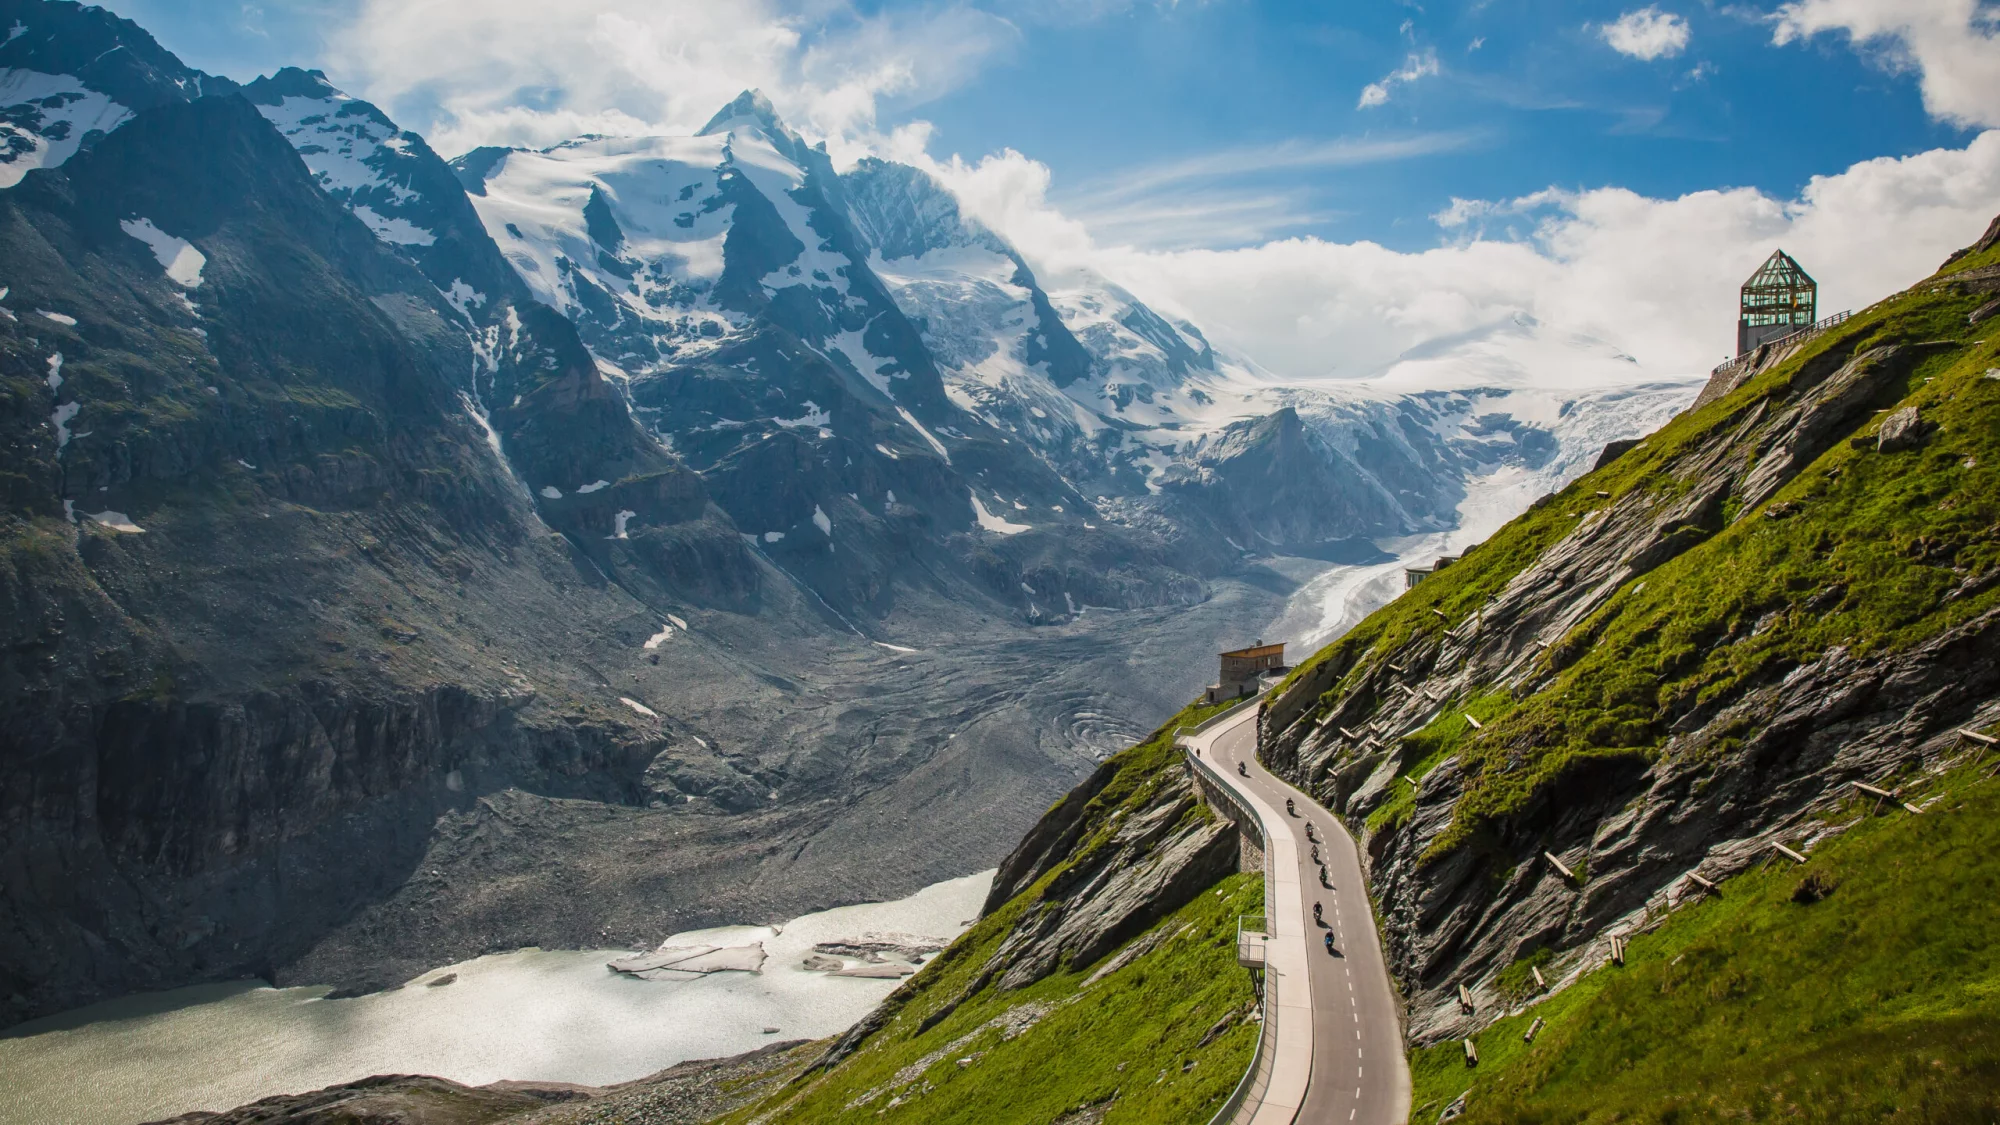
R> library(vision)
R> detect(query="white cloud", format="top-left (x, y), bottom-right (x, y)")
top-left (1774, 0), bottom-right (2000, 129)
top-left (1357, 50), bottom-right (1440, 109)
top-left (931, 131), bottom-right (2000, 384)
top-left (326, 0), bottom-right (1016, 154)
top-left (1600, 7), bottom-right (1691, 61)
top-left (1054, 130), bottom-right (1485, 247)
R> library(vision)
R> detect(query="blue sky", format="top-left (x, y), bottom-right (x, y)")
top-left (908, 0), bottom-right (1968, 250)
top-left (105, 0), bottom-right (1972, 251)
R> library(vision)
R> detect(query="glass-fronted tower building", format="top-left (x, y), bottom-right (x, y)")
top-left (1737, 249), bottom-right (1817, 355)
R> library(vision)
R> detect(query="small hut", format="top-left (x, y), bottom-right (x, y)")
top-left (1206, 641), bottom-right (1287, 703)
top-left (1404, 554), bottom-right (1461, 590)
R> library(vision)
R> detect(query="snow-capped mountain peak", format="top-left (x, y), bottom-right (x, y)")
top-left (245, 68), bottom-right (440, 246)
top-left (697, 88), bottom-right (787, 141)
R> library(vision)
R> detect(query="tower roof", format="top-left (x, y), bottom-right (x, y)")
top-left (1742, 249), bottom-right (1815, 293)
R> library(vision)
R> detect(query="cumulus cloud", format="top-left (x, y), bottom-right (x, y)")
top-left (1774, 0), bottom-right (2000, 129)
top-left (1357, 50), bottom-right (1440, 109)
top-left (930, 132), bottom-right (2000, 384)
top-left (1599, 7), bottom-right (1691, 60)
top-left (325, 0), bottom-right (1016, 154)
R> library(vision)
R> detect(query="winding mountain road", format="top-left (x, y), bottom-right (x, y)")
top-left (1188, 707), bottom-right (1411, 1125)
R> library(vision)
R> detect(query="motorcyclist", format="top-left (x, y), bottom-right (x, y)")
top-left (1238, 761), bottom-right (1249, 777)
top-left (1312, 901), bottom-right (1323, 924)
top-left (1324, 932), bottom-right (1337, 954)
top-left (1286, 797), bottom-right (1296, 816)
top-left (1311, 844), bottom-right (1321, 865)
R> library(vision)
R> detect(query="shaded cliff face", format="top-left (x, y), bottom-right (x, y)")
top-left (1258, 215), bottom-right (2000, 1046)
top-left (0, 74), bottom-right (725, 1022)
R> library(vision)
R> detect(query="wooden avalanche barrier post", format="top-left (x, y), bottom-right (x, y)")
top-left (1771, 842), bottom-right (1808, 864)
top-left (1524, 1017), bottom-right (1546, 1043)
top-left (1530, 965), bottom-right (1547, 990)
top-left (1609, 935), bottom-right (1626, 966)
top-left (1851, 780), bottom-right (1924, 815)
top-left (1458, 983), bottom-right (1476, 1012)
top-left (1464, 1039), bottom-right (1479, 1066)
top-left (1686, 872), bottom-right (1718, 896)
top-left (1544, 851), bottom-right (1577, 881)
top-left (1960, 727), bottom-right (1997, 769)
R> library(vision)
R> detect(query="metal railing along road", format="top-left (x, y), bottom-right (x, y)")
top-left (1180, 698), bottom-right (1285, 1125)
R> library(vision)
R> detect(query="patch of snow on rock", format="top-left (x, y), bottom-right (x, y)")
top-left (539, 485), bottom-right (563, 499)
top-left (37, 309), bottom-right (75, 326)
top-left (970, 494), bottom-right (1030, 535)
top-left (350, 204), bottom-right (435, 246)
top-left (120, 218), bottom-right (206, 287)
top-left (619, 697), bottom-right (659, 718)
top-left (86, 510), bottom-right (143, 533)
top-left (812, 504), bottom-right (832, 536)
top-left (895, 407), bottom-right (950, 462)
top-left (50, 401), bottom-right (79, 449)
top-left (0, 70), bottom-right (133, 189)
top-left (775, 401), bottom-right (831, 429)
top-left (611, 509), bottom-right (636, 539)
top-left (44, 352), bottom-right (60, 390)
top-left (576, 479), bottom-right (610, 494)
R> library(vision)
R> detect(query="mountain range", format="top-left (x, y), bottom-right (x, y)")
top-left (0, 0), bottom-right (1690, 1026)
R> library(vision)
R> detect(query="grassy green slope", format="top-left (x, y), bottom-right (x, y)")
top-left (1277, 233), bottom-right (2000, 863)
top-left (1409, 753), bottom-right (2000, 1123)
top-left (718, 702), bottom-right (1264, 1125)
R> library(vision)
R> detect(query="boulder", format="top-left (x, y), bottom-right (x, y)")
top-left (1876, 405), bottom-right (1932, 452)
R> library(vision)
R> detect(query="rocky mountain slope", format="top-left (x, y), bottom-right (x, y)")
top-left (0, 0), bottom-right (1255, 1029)
top-left (0, 0), bottom-right (1687, 1034)
top-left (1259, 212), bottom-right (2000, 1114)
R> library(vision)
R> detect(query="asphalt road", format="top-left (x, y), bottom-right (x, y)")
top-left (1206, 711), bottom-right (1411, 1125)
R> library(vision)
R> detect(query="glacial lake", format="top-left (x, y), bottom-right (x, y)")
top-left (0, 870), bottom-right (994, 1125)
